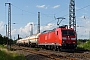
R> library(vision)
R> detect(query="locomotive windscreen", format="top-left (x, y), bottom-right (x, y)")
top-left (62, 30), bottom-right (75, 36)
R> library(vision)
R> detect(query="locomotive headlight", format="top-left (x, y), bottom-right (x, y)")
top-left (73, 42), bottom-right (76, 43)
top-left (62, 37), bottom-right (66, 40)
top-left (71, 38), bottom-right (76, 40)
top-left (63, 41), bottom-right (65, 43)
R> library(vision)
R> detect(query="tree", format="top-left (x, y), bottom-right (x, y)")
top-left (0, 34), bottom-right (3, 44)
top-left (0, 34), bottom-right (13, 45)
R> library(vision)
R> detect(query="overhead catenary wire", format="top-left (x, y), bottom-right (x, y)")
top-left (9, 4), bottom-right (68, 24)
top-left (8, 4), bottom-right (90, 27)
top-left (11, 4), bottom-right (56, 25)
top-left (40, 13), bottom-right (55, 18)
top-left (11, 4), bottom-right (37, 15)
top-left (11, 3), bottom-right (90, 18)
top-left (11, 4), bottom-right (67, 19)
top-left (45, 4), bottom-right (90, 25)
top-left (11, 4), bottom-right (56, 26)
top-left (76, 5), bottom-right (90, 11)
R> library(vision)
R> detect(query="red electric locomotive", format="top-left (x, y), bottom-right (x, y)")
top-left (38, 25), bottom-right (77, 50)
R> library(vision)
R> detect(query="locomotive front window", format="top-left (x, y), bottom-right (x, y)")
top-left (62, 30), bottom-right (75, 36)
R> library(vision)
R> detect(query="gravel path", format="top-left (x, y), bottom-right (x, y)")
top-left (12, 45), bottom-right (90, 60)
top-left (16, 50), bottom-right (54, 60)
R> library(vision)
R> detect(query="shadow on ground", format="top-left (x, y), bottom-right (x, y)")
top-left (74, 47), bottom-right (90, 53)
top-left (25, 53), bottom-right (50, 60)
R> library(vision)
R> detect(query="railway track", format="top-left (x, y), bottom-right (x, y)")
top-left (23, 48), bottom-right (78, 60)
top-left (12, 45), bottom-right (90, 60)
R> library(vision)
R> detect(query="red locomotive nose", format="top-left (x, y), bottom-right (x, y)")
top-left (61, 29), bottom-right (77, 49)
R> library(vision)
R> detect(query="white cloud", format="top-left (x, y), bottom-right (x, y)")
top-left (40, 23), bottom-right (56, 32)
top-left (36, 5), bottom-right (60, 9)
top-left (11, 18), bottom-right (90, 39)
top-left (0, 21), bottom-right (4, 31)
top-left (36, 5), bottom-right (49, 9)
top-left (36, 5), bottom-right (46, 8)
top-left (11, 22), bottom-right (34, 38)
top-left (77, 16), bottom-right (90, 39)
top-left (11, 29), bottom-right (17, 35)
top-left (11, 23), bottom-right (56, 38)
top-left (11, 22), bottom-right (67, 39)
top-left (52, 5), bottom-right (60, 9)
top-left (0, 21), bottom-right (6, 36)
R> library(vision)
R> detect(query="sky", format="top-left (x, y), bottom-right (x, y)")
top-left (0, 0), bottom-right (90, 40)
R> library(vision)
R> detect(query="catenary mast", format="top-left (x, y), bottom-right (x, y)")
top-left (5, 3), bottom-right (11, 49)
top-left (37, 12), bottom-right (40, 33)
top-left (5, 3), bottom-right (11, 39)
top-left (69, 0), bottom-right (76, 31)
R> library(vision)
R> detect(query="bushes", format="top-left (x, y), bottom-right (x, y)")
top-left (0, 34), bottom-right (13, 45)
top-left (0, 50), bottom-right (26, 60)
top-left (78, 40), bottom-right (90, 50)
top-left (0, 45), bottom-right (26, 60)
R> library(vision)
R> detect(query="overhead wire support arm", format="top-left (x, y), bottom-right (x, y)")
top-left (56, 17), bottom-right (65, 26)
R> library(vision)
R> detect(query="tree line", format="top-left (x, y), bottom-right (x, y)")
top-left (0, 34), bottom-right (13, 45)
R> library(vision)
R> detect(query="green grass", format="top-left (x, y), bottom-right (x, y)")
top-left (78, 40), bottom-right (90, 50)
top-left (0, 44), bottom-right (6, 48)
top-left (0, 45), bottom-right (26, 60)
top-left (34, 48), bottom-right (40, 51)
top-left (0, 50), bottom-right (26, 60)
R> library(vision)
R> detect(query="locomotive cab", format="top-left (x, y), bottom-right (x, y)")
top-left (59, 25), bottom-right (77, 49)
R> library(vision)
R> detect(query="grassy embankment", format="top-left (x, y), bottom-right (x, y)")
top-left (77, 40), bottom-right (90, 50)
top-left (0, 45), bottom-right (26, 60)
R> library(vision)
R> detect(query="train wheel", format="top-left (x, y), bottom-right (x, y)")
top-left (50, 45), bottom-right (52, 50)
top-left (53, 45), bottom-right (57, 51)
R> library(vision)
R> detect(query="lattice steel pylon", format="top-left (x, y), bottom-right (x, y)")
top-left (37, 12), bottom-right (40, 33)
top-left (5, 3), bottom-right (11, 39)
top-left (69, 0), bottom-right (76, 31)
